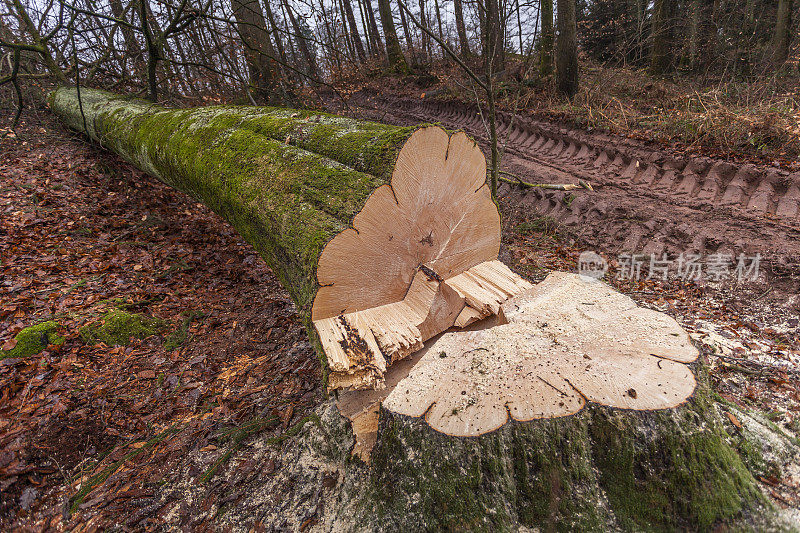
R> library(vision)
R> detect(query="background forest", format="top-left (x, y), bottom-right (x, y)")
top-left (1, 0), bottom-right (798, 158)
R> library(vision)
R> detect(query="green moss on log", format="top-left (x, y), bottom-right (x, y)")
top-left (0, 321), bottom-right (64, 360)
top-left (80, 309), bottom-right (166, 346)
top-left (49, 88), bottom-right (421, 378)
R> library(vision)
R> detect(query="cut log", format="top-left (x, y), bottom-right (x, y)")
top-left (49, 87), bottom-right (532, 390)
top-left (51, 88), bottom-right (787, 531)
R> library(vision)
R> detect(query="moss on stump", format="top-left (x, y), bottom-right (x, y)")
top-left (79, 309), bottom-right (166, 346)
top-left (0, 321), bottom-right (64, 360)
top-left (333, 369), bottom-right (786, 532)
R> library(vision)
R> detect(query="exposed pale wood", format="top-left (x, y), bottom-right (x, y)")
top-left (312, 127), bottom-right (538, 390)
top-left (454, 306), bottom-right (483, 327)
top-left (318, 259), bottom-right (534, 389)
top-left (317, 258), bottom-right (532, 390)
top-left (444, 259), bottom-right (534, 318)
top-left (349, 403), bottom-right (380, 462)
top-left (383, 272), bottom-right (699, 436)
top-left (312, 127), bottom-right (498, 320)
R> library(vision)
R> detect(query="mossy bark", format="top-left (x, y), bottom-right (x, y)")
top-left (50, 87), bottom-right (416, 378)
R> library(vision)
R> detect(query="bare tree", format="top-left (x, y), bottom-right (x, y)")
top-left (649, 0), bottom-right (674, 75)
top-left (771, 0), bottom-right (793, 66)
top-left (453, 0), bottom-right (470, 57)
top-left (555, 0), bottom-right (577, 96)
top-left (377, 0), bottom-right (408, 71)
top-left (538, 0), bottom-right (553, 75)
top-left (231, 0), bottom-right (281, 103)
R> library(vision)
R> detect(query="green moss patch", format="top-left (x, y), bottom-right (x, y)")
top-left (0, 321), bottom-right (65, 360)
top-left (79, 310), bottom-right (167, 346)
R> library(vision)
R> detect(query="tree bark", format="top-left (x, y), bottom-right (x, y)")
top-left (231, 0), bottom-right (281, 103)
top-left (343, 0), bottom-right (368, 60)
top-left (624, 0), bottom-right (645, 63)
top-left (771, 0), bottom-right (793, 67)
top-left (109, 0), bottom-right (143, 71)
top-left (417, 0), bottom-right (432, 62)
top-left (453, 0), bottom-right (471, 57)
top-left (50, 88), bottom-right (789, 531)
top-left (539, 0), bottom-right (553, 76)
top-left (8, 0), bottom-right (67, 83)
top-left (556, 0), bottom-right (578, 97)
top-left (483, 0), bottom-right (505, 73)
top-left (377, 0), bottom-right (409, 71)
top-left (649, 0), bottom-right (674, 75)
top-left (356, 0), bottom-right (375, 55)
top-left (365, 0), bottom-right (384, 54)
top-left (263, 0), bottom-right (290, 78)
top-left (398, 0), bottom-right (419, 67)
top-left (282, 0), bottom-right (319, 78)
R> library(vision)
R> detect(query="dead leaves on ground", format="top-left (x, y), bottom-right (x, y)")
top-left (0, 115), bottom-right (321, 529)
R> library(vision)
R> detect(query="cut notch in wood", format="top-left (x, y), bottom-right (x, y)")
top-left (312, 126), bottom-right (533, 390)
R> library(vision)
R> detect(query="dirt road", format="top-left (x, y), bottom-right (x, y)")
top-left (341, 92), bottom-right (800, 270)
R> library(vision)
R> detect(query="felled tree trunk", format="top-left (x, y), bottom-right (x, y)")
top-left (51, 88), bottom-right (786, 531)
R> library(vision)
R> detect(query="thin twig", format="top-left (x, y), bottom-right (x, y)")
top-left (499, 171), bottom-right (593, 191)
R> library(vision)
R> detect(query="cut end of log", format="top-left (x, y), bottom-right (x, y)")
top-left (313, 126), bottom-right (533, 390)
top-left (382, 272), bottom-right (700, 437)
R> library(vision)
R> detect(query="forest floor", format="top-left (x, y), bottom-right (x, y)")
top-left (2, 66), bottom-right (800, 529)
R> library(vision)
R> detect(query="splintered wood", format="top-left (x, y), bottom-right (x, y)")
top-left (313, 126), bottom-right (532, 390)
top-left (383, 272), bottom-right (700, 437)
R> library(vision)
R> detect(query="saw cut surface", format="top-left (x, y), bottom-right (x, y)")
top-left (312, 127), bottom-right (535, 390)
top-left (383, 272), bottom-right (700, 436)
top-left (313, 126), bottom-right (499, 321)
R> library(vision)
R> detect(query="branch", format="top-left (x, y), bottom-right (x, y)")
top-left (499, 171), bottom-right (593, 191)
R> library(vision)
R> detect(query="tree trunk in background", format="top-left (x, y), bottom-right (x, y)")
top-left (283, 0), bottom-right (319, 78)
top-left (319, 0), bottom-right (341, 70)
top-left (538, 0), bottom-right (553, 75)
top-left (484, 0), bottom-right (505, 73)
top-left (556, 0), bottom-right (578, 96)
top-left (231, 0), bottom-right (281, 103)
top-left (357, 0), bottom-right (375, 55)
top-left (343, 0), bottom-right (368, 60)
top-left (398, 1), bottom-right (419, 67)
top-left (366, 0), bottom-right (384, 54)
top-left (433, 0), bottom-right (444, 42)
top-left (649, 0), bottom-right (673, 75)
top-left (263, 0), bottom-right (290, 78)
top-left (684, 0), bottom-right (713, 72)
top-left (771, 0), bottom-right (793, 67)
top-left (623, 0), bottom-right (645, 63)
top-left (109, 0), bottom-right (143, 71)
top-left (339, 0), bottom-right (359, 63)
top-left (419, 0), bottom-right (431, 62)
top-left (9, 0), bottom-right (67, 83)
top-left (378, 0), bottom-right (409, 71)
top-left (454, 0), bottom-right (470, 57)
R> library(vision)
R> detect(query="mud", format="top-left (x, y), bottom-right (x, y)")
top-left (341, 92), bottom-right (800, 262)
top-left (332, 91), bottom-right (800, 327)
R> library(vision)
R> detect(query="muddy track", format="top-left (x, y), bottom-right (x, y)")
top-left (339, 93), bottom-right (800, 275)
